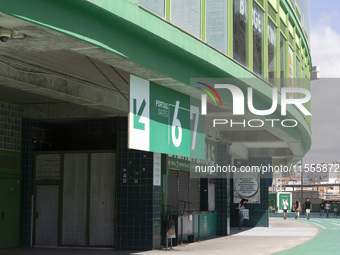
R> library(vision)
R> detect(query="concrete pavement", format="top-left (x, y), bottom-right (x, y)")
top-left (0, 216), bottom-right (318, 255)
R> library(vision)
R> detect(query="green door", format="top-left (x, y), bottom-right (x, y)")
top-left (0, 179), bottom-right (4, 248)
top-left (0, 178), bottom-right (20, 248)
top-left (279, 193), bottom-right (291, 210)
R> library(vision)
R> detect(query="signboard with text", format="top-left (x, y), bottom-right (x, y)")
top-left (129, 75), bottom-right (205, 159)
top-left (234, 172), bottom-right (261, 203)
top-left (166, 139), bottom-right (217, 172)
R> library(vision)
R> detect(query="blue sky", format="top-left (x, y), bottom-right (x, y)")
top-left (310, 0), bottom-right (340, 34)
top-left (303, 0), bottom-right (340, 164)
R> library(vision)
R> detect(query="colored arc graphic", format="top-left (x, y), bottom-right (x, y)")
top-left (202, 88), bottom-right (216, 105)
top-left (198, 82), bottom-right (223, 106)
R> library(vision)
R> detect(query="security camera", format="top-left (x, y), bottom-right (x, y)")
top-left (0, 27), bottom-right (12, 42)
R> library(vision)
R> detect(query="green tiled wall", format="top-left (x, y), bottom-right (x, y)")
top-left (230, 157), bottom-right (271, 228)
top-left (215, 143), bottom-right (230, 235)
top-left (116, 117), bottom-right (161, 250)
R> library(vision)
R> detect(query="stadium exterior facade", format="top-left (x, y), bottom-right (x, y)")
top-left (0, 0), bottom-right (311, 250)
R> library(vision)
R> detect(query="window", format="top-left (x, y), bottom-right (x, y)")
top-left (268, 19), bottom-right (277, 85)
top-left (171, 0), bottom-right (201, 38)
top-left (206, 0), bottom-right (228, 54)
top-left (252, 2), bottom-right (263, 76)
top-left (288, 46), bottom-right (294, 90)
top-left (296, 58), bottom-right (301, 97)
top-left (233, 0), bottom-right (248, 67)
top-left (280, 34), bottom-right (286, 88)
top-left (139, 0), bottom-right (165, 17)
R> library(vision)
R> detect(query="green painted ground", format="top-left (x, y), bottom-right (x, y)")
top-left (278, 215), bottom-right (340, 254)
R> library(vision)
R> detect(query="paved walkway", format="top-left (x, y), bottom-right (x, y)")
top-left (0, 216), bottom-right (318, 255)
top-left (277, 213), bottom-right (340, 255)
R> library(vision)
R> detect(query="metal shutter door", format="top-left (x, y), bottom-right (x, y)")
top-left (90, 153), bottom-right (115, 247)
top-left (189, 178), bottom-right (200, 211)
top-left (178, 172), bottom-right (189, 212)
top-left (62, 153), bottom-right (88, 246)
top-left (167, 170), bottom-right (178, 212)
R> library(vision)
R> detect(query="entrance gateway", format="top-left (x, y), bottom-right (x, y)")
top-left (34, 152), bottom-right (116, 247)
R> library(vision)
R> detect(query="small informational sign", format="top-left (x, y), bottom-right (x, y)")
top-left (153, 153), bottom-right (161, 186)
top-left (235, 176), bottom-right (259, 197)
top-left (234, 172), bottom-right (260, 203)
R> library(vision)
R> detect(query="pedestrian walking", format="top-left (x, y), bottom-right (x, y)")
top-left (326, 201), bottom-right (331, 218)
top-left (238, 199), bottom-right (248, 230)
top-left (334, 202), bottom-right (338, 218)
top-left (282, 199), bottom-right (289, 220)
top-left (320, 201), bottom-right (325, 217)
top-left (304, 198), bottom-right (312, 220)
top-left (294, 200), bottom-right (301, 220)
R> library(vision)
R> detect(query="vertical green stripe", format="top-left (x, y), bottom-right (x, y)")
top-left (166, 0), bottom-right (171, 21)
top-left (228, 0), bottom-right (233, 57)
top-left (263, 0), bottom-right (268, 78)
top-left (248, 0), bottom-right (253, 70)
top-left (276, 23), bottom-right (281, 90)
top-left (276, 0), bottom-right (280, 90)
top-left (201, 0), bottom-right (206, 41)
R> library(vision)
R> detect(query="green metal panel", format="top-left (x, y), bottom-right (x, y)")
top-left (268, 192), bottom-right (277, 210)
top-left (248, 0), bottom-right (253, 71)
top-left (0, 152), bottom-right (21, 176)
top-left (228, 0), bottom-right (233, 57)
top-left (166, 0), bottom-right (171, 20)
top-left (276, 16), bottom-right (281, 91)
top-left (0, 178), bottom-right (21, 248)
top-left (278, 193), bottom-right (291, 210)
top-left (201, 0), bottom-right (206, 41)
top-left (263, 0), bottom-right (268, 78)
top-left (0, 179), bottom-right (3, 248)
top-left (199, 212), bottom-right (217, 239)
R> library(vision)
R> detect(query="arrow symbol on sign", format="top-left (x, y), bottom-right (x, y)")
top-left (133, 98), bottom-right (146, 130)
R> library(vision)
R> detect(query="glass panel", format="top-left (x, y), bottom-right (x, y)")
top-left (288, 46), bottom-right (294, 91)
top-left (171, 0), bottom-right (201, 38)
top-left (280, 33), bottom-right (286, 88)
top-left (139, 0), bottom-right (165, 17)
top-left (296, 58), bottom-right (301, 97)
top-left (295, 0), bottom-right (310, 39)
top-left (206, 0), bottom-right (228, 54)
top-left (233, 0), bottom-right (248, 67)
top-left (268, 19), bottom-right (277, 85)
top-left (252, 2), bottom-right (263, 76)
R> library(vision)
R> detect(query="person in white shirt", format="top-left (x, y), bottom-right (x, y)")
top-left (282, 199), bottom-right (289, 220)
